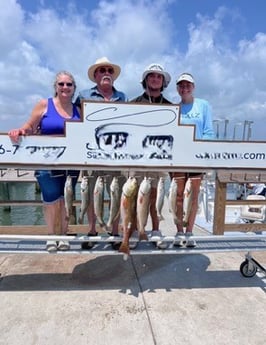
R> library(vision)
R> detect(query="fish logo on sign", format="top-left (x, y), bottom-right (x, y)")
top-left (86, 105), bottom-right (177, 158)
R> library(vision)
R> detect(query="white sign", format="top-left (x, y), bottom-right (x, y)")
top-left (0, 101), bottom-right (266, 171)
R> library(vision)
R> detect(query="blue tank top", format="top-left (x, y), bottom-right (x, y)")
top-left (40, 98), bottom-right (80, 135)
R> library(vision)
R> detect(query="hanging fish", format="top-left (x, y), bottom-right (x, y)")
top-left (78, 176), bottom-right (90, 224)
top-left (107, 176), bottom-right (121, 229)
top-left (93, 176), bottom-right (107, 231)
top-left (156, 176), bottom-right (165, 221)
top-left (64, 175), bottom-right (73, 221)
top-left (119, 176), bottom-right (138, 255)
top-left (136, 177), bottom-right (151, 241)
top-left (168, 177), bottom-right (178, 225)
top-left (183, 178), bottom-right (193, 225)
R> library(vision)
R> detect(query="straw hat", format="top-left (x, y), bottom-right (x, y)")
top-left (88, 57), bottom-right (121, 82)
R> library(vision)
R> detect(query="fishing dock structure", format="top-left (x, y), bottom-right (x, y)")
top-left (0, 168), bottom-right (266, 278)
top-left (0, 102), bottom-right (266, 277)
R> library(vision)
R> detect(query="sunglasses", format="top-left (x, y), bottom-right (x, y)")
top-left (98, 67), bottom-right (114, 74)
top-left (57, 82), bottom-right (73, 87)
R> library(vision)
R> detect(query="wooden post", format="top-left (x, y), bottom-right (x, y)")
top-left (213, 177), bottom-right (227, 235)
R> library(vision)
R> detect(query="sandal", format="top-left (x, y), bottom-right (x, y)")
top-left (57, 240), bottom-right (70, 251)
top-left (108, 233), bottom-right (122, 250)
top-left (81, 232), bottom-right (98, 250)
top-left (46, 240), bottom-right (57, 253)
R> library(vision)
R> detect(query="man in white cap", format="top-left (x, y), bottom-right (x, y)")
top-left (129, 63), bottom-right (172, 249)
top-left (131, 63), bottom-right (172, 104)
top-left (75, 57), bottom-right (127, 250)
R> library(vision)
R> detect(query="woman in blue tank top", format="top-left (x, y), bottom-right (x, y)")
top-left (8, 71), bottom-right (80, 252)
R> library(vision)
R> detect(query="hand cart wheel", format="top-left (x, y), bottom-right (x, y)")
top-left (240, 259), bottom-right (257, 277)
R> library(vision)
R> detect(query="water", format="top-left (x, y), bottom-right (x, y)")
top-left (0, 176), bottom-right (172, 226)
top-left (0, 181), bottom-right (104, 226)
top-left (0, 182), bottom-right (44, 226)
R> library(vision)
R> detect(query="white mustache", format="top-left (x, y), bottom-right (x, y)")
top-left (101, 76), bottom-right (113, 83)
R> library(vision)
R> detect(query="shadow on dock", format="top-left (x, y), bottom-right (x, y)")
top-left (0, 253), bottom-right (264, 294)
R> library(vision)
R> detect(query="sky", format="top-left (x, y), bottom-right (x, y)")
top-left (1, 0), bottom-right (266, 140)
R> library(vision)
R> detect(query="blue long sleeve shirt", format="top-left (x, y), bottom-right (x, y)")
top-left (180, 98), bottom-right (214, 139)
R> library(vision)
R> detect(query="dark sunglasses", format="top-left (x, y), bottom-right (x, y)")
top-left (98, 67), bottom-right (114, 74)
top-left (57, 82), bottom-right (73, 87)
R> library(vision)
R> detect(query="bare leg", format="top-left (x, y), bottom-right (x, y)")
top-left (43, 200), bottom-right (61, 235)
top-left (186, 176), bottom-right (202, 233)
top-left (150, 187), bottom-right (159, 230)
top-left (44, 200), bottom-right (66, 251)
top-left (86, 204), bottom-right (97, 235)
top-left (174, 176), bottom-right (186, 233)
top-left (81, 204), bottom-right (97, 250)
top-left (111, 217), bottom-right (120, 235)
top-left (60, 198), bottom-right (68, 235)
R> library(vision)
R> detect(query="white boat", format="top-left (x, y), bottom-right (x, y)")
top-left (196, 171), bottom-right (266, 234)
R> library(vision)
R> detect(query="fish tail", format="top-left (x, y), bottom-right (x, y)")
top-left (139, 232), bottom-right (148, 241)
top-left (158, 214), bottom-right (165, 221)
top-left (173, 215), bottom-right (179, 225)
top-left (100, 223), bottom-right (109, 233)
top-left (118, 242), bottom-right (130, 255)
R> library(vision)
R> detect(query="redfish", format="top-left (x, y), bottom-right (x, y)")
top-left (136, 177), bottom-right (151, 241)
top-left (119, 176), bottom-right (138, 255)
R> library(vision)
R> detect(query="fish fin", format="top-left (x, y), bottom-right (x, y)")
top-left (173, 216), bottom-right (179, 225)
top-left (106, 223), bottom-right (112, 232)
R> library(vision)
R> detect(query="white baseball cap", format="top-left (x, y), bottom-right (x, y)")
top-left (141, 63), bottom-right (171, 88)
top-left (176, 73), bottom-right (195, 85)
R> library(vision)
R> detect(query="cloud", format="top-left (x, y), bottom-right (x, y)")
top-left (1, 0), bottom-right (266, 140)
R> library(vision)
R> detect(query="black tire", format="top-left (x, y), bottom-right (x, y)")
top-left (240, 259), bottom-right (257, 277)
top-left (111, 241), bottom-right (122, 250)
top-left (81, 241), bottom-right (95, 250)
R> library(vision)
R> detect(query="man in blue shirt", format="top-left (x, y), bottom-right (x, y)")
top-left (75, 56), bottom-right (127, 106)
top-left (75, 57), bottom-right (127, 249)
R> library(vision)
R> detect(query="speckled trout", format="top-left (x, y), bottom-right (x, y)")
top-left (107, 176), bottom-right (121, 229)
top-left (183, 178), bottom-right (193, 225)
top-left (64, 175), bottom-right (73, 221)
top-left (119, 176), bottom-right (138, 255)
top-left (156, 176), bottom-right (166, 221)
top-left (168, 177), bottom-right (178, 225)
top-left (93, 176), bottom-right (107, 231)
top-left (78, 176), bottom-right (90, 224)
